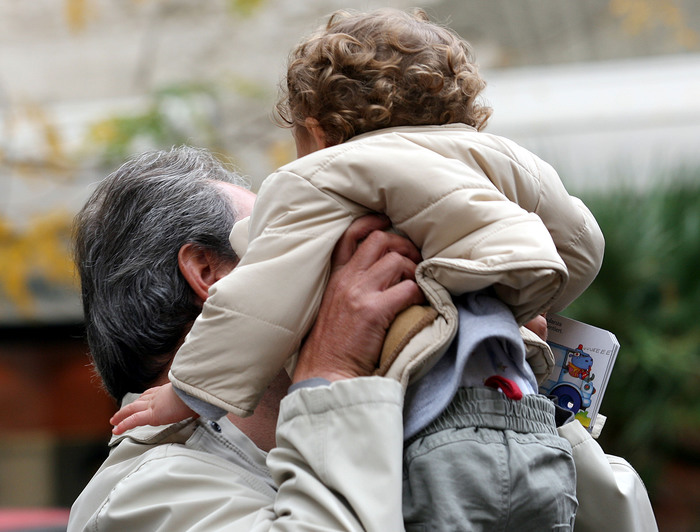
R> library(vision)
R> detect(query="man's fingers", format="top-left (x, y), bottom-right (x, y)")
top-left (364, 251), bottom-right (419, 291)
top-left (344, 230), bottom-right (421, 274)
top-left (381, 279), bottom-right (426, 314)
top-left (524, 314), bottom-right (548, 341)
top-left (367, 230), bottom-right (422, 264)
top-left (331, 215), bottom-right (391, 268)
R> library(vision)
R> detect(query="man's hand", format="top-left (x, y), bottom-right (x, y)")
top-left (293, 215), bottom-right (425, 383)
top-left (525, 314), bottom-right (548, 342)
top-left (109, 383), bottom-right (197, 435)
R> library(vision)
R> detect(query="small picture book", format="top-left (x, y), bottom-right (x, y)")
top-left (539, 314), bottom-right (620, 432)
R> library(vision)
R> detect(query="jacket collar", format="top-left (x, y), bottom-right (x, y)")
top-left (349, 122), bottom-right (477, 143)
top-left (107, 394), bottom-right (269, 477)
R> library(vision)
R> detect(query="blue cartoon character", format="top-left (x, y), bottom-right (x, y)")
top-left (544, 344), bottom-right (596, 414)
top-left (566, 348), bottom-right (593, 380)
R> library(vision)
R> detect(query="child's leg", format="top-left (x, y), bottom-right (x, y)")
top-left (402, 387), bottom-right (577, 532)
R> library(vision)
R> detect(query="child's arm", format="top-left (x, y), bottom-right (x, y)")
top-left (110, 383), bottom-right (196, 435)
top-left (518, 154), bottom-right (605, 312)
top-left (169, 134), bottom-right (577, 418)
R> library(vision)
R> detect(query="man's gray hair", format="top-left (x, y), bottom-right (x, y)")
top-left (73, 146), bottom-right (247, 400)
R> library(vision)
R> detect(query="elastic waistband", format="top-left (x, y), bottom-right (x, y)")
top-left (417, 387), bottom-right (557, 438)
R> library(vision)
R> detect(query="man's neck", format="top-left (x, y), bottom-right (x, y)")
top-left (226, 370), bottom-right (291, 452)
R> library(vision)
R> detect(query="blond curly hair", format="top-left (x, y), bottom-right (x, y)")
top-left (276, 8), bottom-right (492, 146)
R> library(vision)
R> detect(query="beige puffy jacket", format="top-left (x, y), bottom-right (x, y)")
top-left (170, 124), bottom-right (604, 416)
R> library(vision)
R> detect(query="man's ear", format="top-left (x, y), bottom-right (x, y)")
top-left (304, 117), bottom-right (330, 149)
top-left (178, 243), bottom-right (234, 304)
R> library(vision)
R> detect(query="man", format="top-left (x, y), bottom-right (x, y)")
top-left (68, 146), bottom-right (424, 531)
top-left (70, 146), bottom-right (657, 532)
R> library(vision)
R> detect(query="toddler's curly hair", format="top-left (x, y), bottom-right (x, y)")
top-left (276, 8), bottom-right (492, 146)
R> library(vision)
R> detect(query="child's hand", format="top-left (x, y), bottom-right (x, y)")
top-left (109, 383), bottom-right (197, 435)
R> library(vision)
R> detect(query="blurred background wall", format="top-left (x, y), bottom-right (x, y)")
top-left (0, 0), bottom-right (698, 529)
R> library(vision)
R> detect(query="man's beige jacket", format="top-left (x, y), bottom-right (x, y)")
top-left (68, 378), bottom-right (406, 531)
top-left (68, 380), bottom-right (658, 531)
top-left (171, 124), bottom-right (605, 417)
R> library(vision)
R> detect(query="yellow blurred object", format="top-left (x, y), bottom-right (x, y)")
top-left (0, 212), bottom-right (76, 318)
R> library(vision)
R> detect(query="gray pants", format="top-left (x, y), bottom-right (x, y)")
top-left (403, 387), bottom-right (577, 532)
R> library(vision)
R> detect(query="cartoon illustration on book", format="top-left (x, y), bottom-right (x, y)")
top-left (546, 343), bottom-right (597, 417)
top-left (540, 315), bottom-right (619, 432)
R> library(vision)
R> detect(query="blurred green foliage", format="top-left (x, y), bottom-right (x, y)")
top-left (87, 84), bottom-right (225, 168)
top-left (86, 80), bottom-right (270, 171)
top-left (227, 0), bottom-right (267, 17)
top-left (566, 174), bottom-right (700, 494)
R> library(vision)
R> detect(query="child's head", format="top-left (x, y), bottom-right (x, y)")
top-left (277, 8), bottom-right (492, 149)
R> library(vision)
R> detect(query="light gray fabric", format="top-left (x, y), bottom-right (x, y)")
top-left (174, 385), bottom-right (227, 420)
top-left (287, 377), bottom-right (332, 393)
top-left (403, 387), bottom-right (577, 532)
top-left (403, 290), bottom-right (536, 440)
